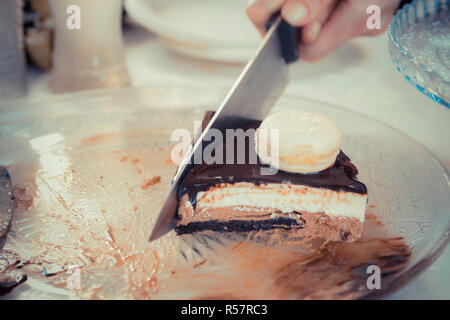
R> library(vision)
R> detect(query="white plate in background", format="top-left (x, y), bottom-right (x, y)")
top-left (124, 0), bottom-right (260, 63)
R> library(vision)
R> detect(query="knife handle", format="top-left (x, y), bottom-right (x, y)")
top-left (266, 14), bottom-right (299, 64)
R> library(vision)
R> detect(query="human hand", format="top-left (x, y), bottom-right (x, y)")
top-left (246, 0), bottom-right (401, 61)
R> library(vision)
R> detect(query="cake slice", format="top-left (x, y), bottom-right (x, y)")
top-left (175, 111), bottom-right (368, 242)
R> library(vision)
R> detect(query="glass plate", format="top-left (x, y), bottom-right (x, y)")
top-left (389, 0), bottom-right (449, 107)
top-left (0, 86), bottom-right (448, 299)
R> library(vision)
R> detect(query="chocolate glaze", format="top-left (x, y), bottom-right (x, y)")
top-left (178, 118), bottom-right (367, 208)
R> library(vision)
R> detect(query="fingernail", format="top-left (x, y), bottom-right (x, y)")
top-left (284, 3), bottom-right (308, 25)
top-left (307, 22), bottom-right (322, 43)
top-left (247, 0), bottom-right (259, 7)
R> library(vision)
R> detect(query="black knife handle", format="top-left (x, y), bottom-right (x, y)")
top-left (266, 14), bottom-right (299, 64)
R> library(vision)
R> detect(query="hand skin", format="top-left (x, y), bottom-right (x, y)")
top-left (246, 0), bottom-right (401, 61)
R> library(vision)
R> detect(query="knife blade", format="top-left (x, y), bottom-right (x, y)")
top-left (149, 15), bottom-right (298, 241)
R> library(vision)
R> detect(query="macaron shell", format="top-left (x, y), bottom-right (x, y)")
top-left (279, 146), bottom-right (341, 174)
top-left (256, 111), bottom-right (342, 174)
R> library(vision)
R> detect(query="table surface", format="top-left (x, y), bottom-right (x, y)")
top-left (23, 24), bottom-right (450, 300)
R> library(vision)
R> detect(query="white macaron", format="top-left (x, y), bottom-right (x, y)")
top-left (255, 110), bottom-right (342, 174)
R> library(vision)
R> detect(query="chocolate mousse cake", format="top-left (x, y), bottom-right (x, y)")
top-left (175, 111), bottom-right (368, 242)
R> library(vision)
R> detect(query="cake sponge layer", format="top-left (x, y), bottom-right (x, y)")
top-left (176, 182), bottom-right (367, 241)
top-left (184, 182), bottom-right (367, 221)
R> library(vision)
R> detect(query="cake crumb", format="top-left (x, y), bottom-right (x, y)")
top-left (141, 176), bottom-right (161, 190)
top-left (133, 205), bottom-right (138, 213)
top-left (365, 213), bottom-right (383, 226)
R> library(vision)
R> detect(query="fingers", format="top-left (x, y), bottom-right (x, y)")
top-left (300, 0), bottom-right (401, 61)
top-left (246, 0), bottom-right (333, 36)
top-left (281, 0), bottom-right (334, 27)
top-left (301, 0), bottom-right (337, 45)
top-left (246, 0), bottom-right (285, 36)
top-left (300, 1), bottom-right (362, 61)
top-left (247, 0), bottom-right (397, 62)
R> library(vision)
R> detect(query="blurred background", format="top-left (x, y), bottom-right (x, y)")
top-left (2, 0), bottom-right (447, 159)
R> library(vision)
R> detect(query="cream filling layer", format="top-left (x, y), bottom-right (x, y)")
top-left (194, 182), bottom-right (367, 222)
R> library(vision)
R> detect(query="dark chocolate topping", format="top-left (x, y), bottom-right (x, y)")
top-left (178, 118), bottom-right (367, 208)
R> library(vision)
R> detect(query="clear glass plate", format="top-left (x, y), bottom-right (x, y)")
top-left (0, 86), bottom-right (448, 299)
top-left (389, 0), bottom-right (449, 107)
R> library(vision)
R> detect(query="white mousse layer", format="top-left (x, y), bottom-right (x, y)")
top-left (194, 182), bottom-right (367, 222)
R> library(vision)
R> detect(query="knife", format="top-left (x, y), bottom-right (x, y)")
top-left (149, 15), bottom-right (299, 241)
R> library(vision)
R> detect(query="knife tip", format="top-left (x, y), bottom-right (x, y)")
top-left (149, 230), bottom-right (159, 242)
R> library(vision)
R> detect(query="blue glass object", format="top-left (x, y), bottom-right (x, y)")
top-left (389, 0), bottom-right (449, 108)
